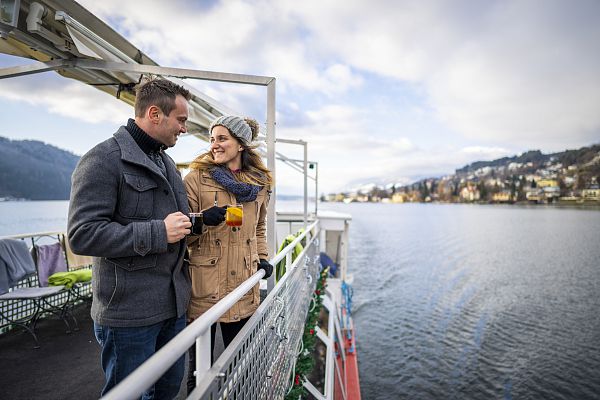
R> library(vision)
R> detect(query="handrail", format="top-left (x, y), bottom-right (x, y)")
top-left (0, 231), bottom-right (64, 240)
top-left (189, 222), bottom-right (321, 397)
top-left (102, 269), bottom-right (266, 400)
top-left (270, 220), bottom-right (318, 266)
top-left (102, 219), bottom-right (319, 400)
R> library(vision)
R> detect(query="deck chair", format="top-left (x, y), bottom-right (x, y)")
top-left (0, 238), bottom-right (76, 348)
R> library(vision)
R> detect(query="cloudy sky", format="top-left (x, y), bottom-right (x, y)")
top-left (1, 0), bottom-right (599, 195)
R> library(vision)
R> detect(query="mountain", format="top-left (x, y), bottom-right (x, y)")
top-left (324, 142), bottom-right (600, 203)
top-left (456, 145), bottom-right (600, 175)
top-left (0, 137), bottom-right (80, 200)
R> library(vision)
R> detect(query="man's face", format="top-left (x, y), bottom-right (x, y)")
top-left (157, 95), bottom-right (188, 147)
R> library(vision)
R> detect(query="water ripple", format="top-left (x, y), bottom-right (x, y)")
top-left (335, 203), bottom-right (600, 400)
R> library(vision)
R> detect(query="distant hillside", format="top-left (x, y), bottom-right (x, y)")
top-left (456, 144), bottom-right (600, 175)
top-left (0, 137), bottom-right (80, 200)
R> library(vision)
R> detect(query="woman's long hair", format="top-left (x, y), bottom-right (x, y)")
top-left (189, 118), bottom-right (273, 187)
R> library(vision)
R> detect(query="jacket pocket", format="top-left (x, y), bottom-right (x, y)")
top-left (118, 173), bottom-right (157, 219)
top-left (95, 260), bottom-right (125, 311)
top-left (190, 255), bottom-right (220, 300)
top-left (106, 254), bottom-right (158, 271)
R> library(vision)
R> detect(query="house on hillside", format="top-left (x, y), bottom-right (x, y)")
top-left (460, 185), bottom-right (480, 202)
top-left (582, 184), bottom-right (600, 201)
top-left (492, 191), bottom-right (513, 203)
top-left (391, 192), bottom-right (407, 203)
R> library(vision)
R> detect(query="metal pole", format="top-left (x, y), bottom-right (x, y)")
top-left (266, 79), bottom-right (277, 293)
top-left (195, 330), bottom-right (211, 386)
top-left (315, 162), bottom-right (319, 216)
top-left (303, 142), bottom-right (308, 230)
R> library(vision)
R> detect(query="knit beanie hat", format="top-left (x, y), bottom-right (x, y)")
top-left (210, 115), bottom-right (255, 146)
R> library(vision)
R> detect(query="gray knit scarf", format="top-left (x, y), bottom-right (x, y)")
top-left (210, 166), bottom-right (261, 203)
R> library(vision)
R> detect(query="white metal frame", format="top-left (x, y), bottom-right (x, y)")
top-left (276, 138), bottom-right (309, 230)
top-left (0, 56), bottom-right (280, 291)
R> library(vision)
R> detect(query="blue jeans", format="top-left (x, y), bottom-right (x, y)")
top-left (94, 315), bottom-right (186, 399)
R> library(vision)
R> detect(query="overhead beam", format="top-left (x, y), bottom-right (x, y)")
top-left (0, 58), bottom-right (72, 79)
top-left (71, 59), bottom-right (275, 86)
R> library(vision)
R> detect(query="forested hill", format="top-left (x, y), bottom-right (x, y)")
top-left (0, 137), bottom-right (80, 200)
top-left (456, 145), bottom-right (600, 175)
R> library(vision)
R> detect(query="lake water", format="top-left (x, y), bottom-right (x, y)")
top-left (329, 202), bottom-right (600, 400)
top-left (1, 201), bottom-right (599, 399)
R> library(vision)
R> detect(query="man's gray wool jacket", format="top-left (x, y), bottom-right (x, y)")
top-left (68, 126), bottom-right (191, 327)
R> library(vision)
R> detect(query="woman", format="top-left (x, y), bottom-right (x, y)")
top-left (184, 115), bottom-right (273, 391)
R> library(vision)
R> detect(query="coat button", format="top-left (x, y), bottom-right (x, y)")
top-left (230, 270), bottom-right (236, 276)
top-left (216, 239), bottom-right (221, 245)
top-left (233, 315), bottom-right (239, 320)
top-left (232, 227), bottom-right (237, 232)
top-left (211, 260), bottom-right (216, 264)
top-left (247, 239), bottom-right (251, 244)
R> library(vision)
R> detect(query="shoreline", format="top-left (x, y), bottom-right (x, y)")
top-left (323, 200), bottom-right (600, 209)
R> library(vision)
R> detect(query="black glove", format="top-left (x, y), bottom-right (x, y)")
top-left (258, 259), bottom-right (273, 279)
top-left (202, 206), bottom-right (226, 226)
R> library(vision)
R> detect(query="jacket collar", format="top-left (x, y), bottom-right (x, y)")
top-left (200, 170), bottom-right (225, 190)
top-left (125, 118), bottom-right (165, 154)
top-left (114, 126), bottom-right (172, 182)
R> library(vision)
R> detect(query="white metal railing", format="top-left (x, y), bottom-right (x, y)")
top-left (102, 220), bottom-right (320, 400)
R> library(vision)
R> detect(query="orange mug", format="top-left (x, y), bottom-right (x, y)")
top-left (225, 204), bottom-right (243, 227)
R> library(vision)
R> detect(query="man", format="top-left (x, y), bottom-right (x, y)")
top-left (68, 78), bottom-right (193, 399)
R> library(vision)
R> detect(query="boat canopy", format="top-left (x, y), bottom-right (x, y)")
top-left (0, 0), bottom-right (240, 142)
top-left (0, 0), bottom-right (321, 261)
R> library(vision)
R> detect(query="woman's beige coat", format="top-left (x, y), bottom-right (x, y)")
top-left (184, 169), bottom-right (269, 323)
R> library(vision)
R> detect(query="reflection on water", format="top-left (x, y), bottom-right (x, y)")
top-left (321, 203), bottom-right (600, 400)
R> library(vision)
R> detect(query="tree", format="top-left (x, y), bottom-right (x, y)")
top-left (478, 181), bottom-right (487, 201)
top-left (510, 178), bottom-right (517, 199)
top-left (419, 182), bottom-right (429, 200)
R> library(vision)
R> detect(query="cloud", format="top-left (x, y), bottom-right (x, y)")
top-left (2, 0), bottom-right (598, 194)
top-left (274, 103), bottom-right (419, 192)
top-left (0, 75), bottom-right (130, 124)
top-left (81, 0), bottom-right (364, 97)
top-left (290, 0), bottom-right (600, 150)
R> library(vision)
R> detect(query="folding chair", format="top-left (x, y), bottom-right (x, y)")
top-left (0, 238), bottom-right (77, 348)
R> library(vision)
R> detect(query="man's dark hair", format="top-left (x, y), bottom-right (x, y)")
top-left (134, 78), bottom-right (192, 117)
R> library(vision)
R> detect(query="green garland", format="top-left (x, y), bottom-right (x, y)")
top-left (285, 267), bottom-right (329, 400)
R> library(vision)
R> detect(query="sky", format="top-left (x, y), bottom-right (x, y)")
top-left (1, 0), bottom-right (599, 195)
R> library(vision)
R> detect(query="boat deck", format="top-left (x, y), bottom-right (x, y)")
top-left (0, 302), bottom-right (103, 400)
top-left (0, 302), bottom-right (230, 399)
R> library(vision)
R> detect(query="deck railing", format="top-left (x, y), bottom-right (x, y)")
top-left (102, 220), bottom-right (321, 400)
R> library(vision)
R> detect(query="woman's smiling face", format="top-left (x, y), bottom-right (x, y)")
top-left (210, 125), bottom-right (243, 168)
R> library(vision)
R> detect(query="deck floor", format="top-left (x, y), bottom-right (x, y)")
top-left (0, 302), bottom-right (104, 400)
top-left (0, 302), bottom-right (226, 399)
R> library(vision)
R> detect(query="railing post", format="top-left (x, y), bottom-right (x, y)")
top-left (266, 79), bottom-right (277, 294)
top-left (303, 140), bottom-right (308, 231)
top-left (195, 329), bottom-right (212, 387)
